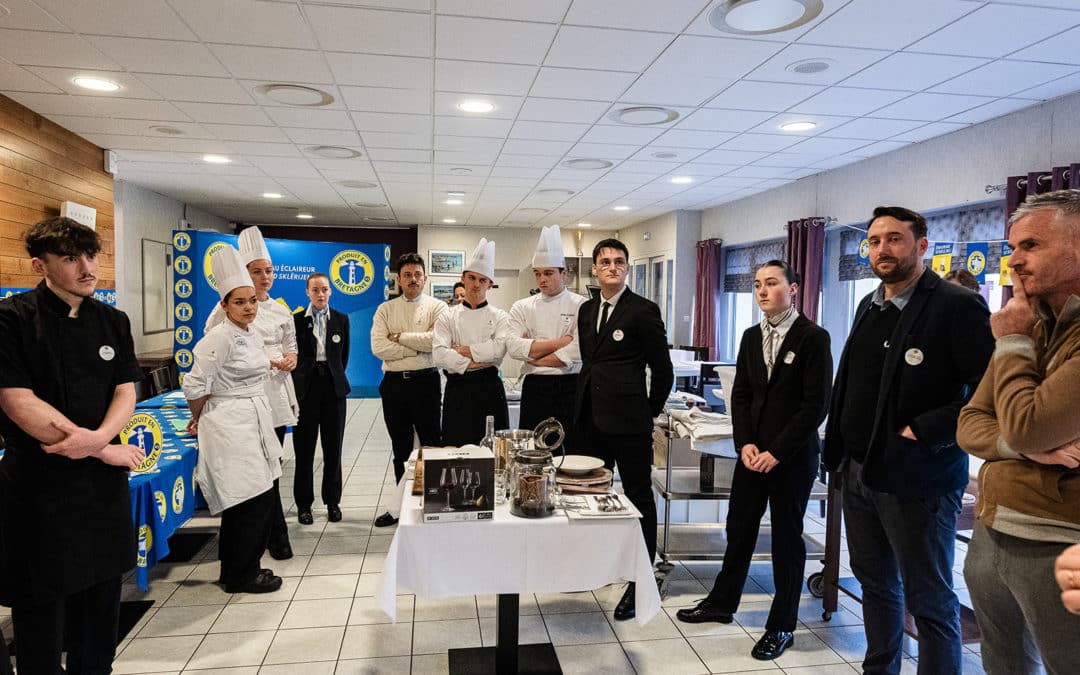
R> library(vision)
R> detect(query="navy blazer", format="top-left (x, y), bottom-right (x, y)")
top-left (292, 307), bottom-right (351, 399)
top-left (823, 268), bottom-right (993, 496)
top-left (731, 314), bottom-right (832, 464)
top-left (574, 288), bottom-right (674, 435)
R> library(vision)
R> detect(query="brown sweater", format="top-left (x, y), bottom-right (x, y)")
top-left (956, 295), bottom-right (1080, 543)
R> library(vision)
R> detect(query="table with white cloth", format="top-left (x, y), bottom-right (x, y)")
top-left (377, 477), bottom-right (661, 674)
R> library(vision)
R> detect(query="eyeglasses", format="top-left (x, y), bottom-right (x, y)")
top-left (595, 259), bottom-right (628, 270)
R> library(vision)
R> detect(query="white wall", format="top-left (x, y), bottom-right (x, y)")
top-left (701, 91), bottom-right (1080, 244)
top-left (114, 180), bottom-right (230, 353)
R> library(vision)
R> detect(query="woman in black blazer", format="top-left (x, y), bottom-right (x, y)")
top-left (676, 260), bottom-right (832, 662)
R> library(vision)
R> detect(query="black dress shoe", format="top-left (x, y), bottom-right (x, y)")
top-left (298, 509), bottom-right (314, 525)
top-left (751, 630), bottom-right (794, 660)
top-left (675, 598), bottom-right (734, 624)
top-left (327, 505), bottom-right (342, 522)
top-left (225, 569), bottom-right (282, 594)
top-left (374, 511), bottom-right (398, 527)
top-left (267, 540), bottom-right (293, 560)
top-left (613, 582), bottom-right (636, 621)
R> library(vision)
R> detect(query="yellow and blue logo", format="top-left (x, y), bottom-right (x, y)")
top-left (172, 476), bottom-right (185, 514)
top-left (175, 302), bottom-right (193, 322)
top-left (154, 490), bottom-right (167, 522)
top-left (137, 524), bottom-right (152, 567)
top-left (203, 241), bottom-right (231, 291)
top-left (175, 325), bottom-right (193, 346)
top-left (173, 231), bottom-right (192, 252)
top-left (858, 238), bottom-right (870, 260)
top-left (967, 250), bottom-right (986, 276)
top-left (123, 412), bottom-right (163, 473)
top-left (174, 255), bottom-right (192, 275)
top-left (384, 245), bottom-right (391, 262)
top-left (175, 349), bottom-right (194, 369)
top-left (175, 278), bottom-right (193, 299)
top-left (330, 250), bottom-right (375, 295)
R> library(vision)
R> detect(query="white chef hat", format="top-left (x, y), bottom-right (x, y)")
top-left (531, 225), bottom-right (565, 269)
top-left (464, 237), bottom-right (495, 281)
top-left (238, 226), bottom-right (271, 266)
top-left (211, 245), bottom-right (253, 300)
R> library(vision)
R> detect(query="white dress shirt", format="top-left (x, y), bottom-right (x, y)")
top-left (305, 304), bottom-right (329, 362)
top-left (597, 284), bottom-right (628, 332)
top-left (370, 293), bottom-right (446, 372)
top-left (507, 289), bottom-right (585, 376)
top-left (760, 306), bottom-right (799, 379)
top-left (432, 302), bottom-right (511, 375)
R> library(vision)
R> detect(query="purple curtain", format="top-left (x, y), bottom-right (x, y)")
top-left (786, 218), bottom-right (826, 324)
top-left (693, 239), bottom-right (722, 361)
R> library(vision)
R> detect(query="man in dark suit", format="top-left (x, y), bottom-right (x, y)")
top-left (575, 238), bottom-right (673, 621)
top-left (824, 207), bottom-right (994, 675)
top-left (677, 260), bottom-right (832, 662)
top-left (291, 273), bottom-right (350, 525)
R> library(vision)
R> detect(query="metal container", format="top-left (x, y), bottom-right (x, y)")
top-left (493, 429), bottom-right (533, 472)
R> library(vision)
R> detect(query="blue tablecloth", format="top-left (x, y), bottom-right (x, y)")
top-left (136, 390), bottom-right (188, 409)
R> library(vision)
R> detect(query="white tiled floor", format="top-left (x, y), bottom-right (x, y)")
top-left (0, 399), bottom-right (988, 674)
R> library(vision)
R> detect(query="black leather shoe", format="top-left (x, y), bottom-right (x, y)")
top-left (751, 630), bottom-right (794, 660)
top-left (226, 569), bottom-right (282, 594)
top-left (267, 540), bottom-right (293, 560)
top-left (675, 598), bottom-right (734, 624)
top-left (613, 582), bottom-right (636, 621)
top-left (374, 511), bottom-right (398, 527)
top-left (327, 505), bottom-right (342, 522)
top-left (298, 510), bottom-right (314, 525)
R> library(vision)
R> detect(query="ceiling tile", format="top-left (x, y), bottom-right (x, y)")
top-left (821, 117), bottom-right (925, 140)
top-left (500, 139), bottom-right (574, 156)
top-left (351, 111), bottom-right (432, 134)
top-left (931, 60), bottom-right (1078, 97)
top-left (719, 133), bottom-right (801, 153)
top-left (26, 67), bottom-right (162, 99)
top-left (0, 63), bottom-right (65, 94)
top-left (693, 148), bottom-right (770, 165)
top-left (808, 153), bottom-right (868, 170)
top-left (750, 112), bottom-right (853, 136)
top-left (631, 145), bottom-right (707, 162)
top-left (518, 97), bottom-right (608, 124)
top-left (889, 121), bottom-right (969, 143)
top-left (434, 92), bottom-right (523, 119)
top-left (174, 102), bottom-right (274, 126)
top-left (0, 30), bottom-right (119, 69)
top-left (578, 125), bottom-right (666, 145)
top-left (1010, 25), bottom-right (1080, 65)
top-left (358, 131), bottom-right (433, 149)
top-left (434, 136), bottom-right (503, 153)
top-left (1015, 71), bottom-right (1080, 102)
top-left (8, 92), bottom-right (188, 120)
top-left (856, 140), bottom-right (910, 157)
top-left (248, 157), bottom-right (321, 178)
top-left (510, 120), bottom-right (588, 141)
top-left (306, 5), bottom-right (432, 57)
top-left (654, 129), bottom-right (734, 149)
top-left (170, 0), bottom-right (316, 49)
top-left (872, 92), bottom-right (995, 122)
top-left (751, 153), bottom-right (816, 168)
top-left (909, 4), bottom-right (1080, 58)
top-left (225, 141), bottom-right (302, 158)
top-left (724, 165), bottom-right (796, 179)
top-left (87, 36), bottom-right (227, 76)
top-left (435, 0), bottom-right (570, 23)
top-left (367, 148), bottom-right (432, 163)
top-left (76, 133), bottom-right (230, 153)
top-left (33, 0), bottom-right (197, 40)
top-left (341, 86), bottom-right (432, 115)
top-left (529, 67), bottom-right (636, 101)
top-left (209, 45), bottom-right (334, 83)
top-left (789, 87), bottom-right (909, 116)
top-left (436, 16), bottom-right (556, 65)
top-left (840, 52), bottom-right (988, 91)
top-left (45, 116), bottom-right (211, 138)
top-left (620, 72), bottom-right (733, 107)
top-left (563, 0), bottom-right (708, 33)
top-left (435, 148), bottom-right (500, 164)
top-left (266, 107), bottom-right (355, 130)
top-left (204, 124), bottom-right (291, 142)
top-left (651, 35), bottom-right (785, 82)
top-left (436, 59), bottom-right (537, 96)
top-left (747, 44), bottom-right (889, 86)
top-left (947, 97), bottom-right (1040, 124)
top-left (435, 116), bottom-right (513, 138)
top-left (0, 0), bottom-right (67, 31)
top-left (282, 128), bottom-right (363, 146)
top-left (705, 80), bottom-right (823, 111)
top-left (676, 108), bottom-right (774, 132)
top-left (329, 53), bottom-right (432, 88)
top-left (786, 136), bottom-right (870, 156)
top-left (134, 74), bottom-right (255, 104)
top-left (496, 153), bottom-right (561, 168)
top-left (545, 26), bottom-right (672, 72)
top-left (798, 0), bottom-right (977, 50)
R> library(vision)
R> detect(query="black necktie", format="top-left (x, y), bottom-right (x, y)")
top-left (598, 301), bottom-right (611, 334)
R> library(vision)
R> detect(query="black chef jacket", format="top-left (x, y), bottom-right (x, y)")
top-left (0, 282), bottom-right (141, 605)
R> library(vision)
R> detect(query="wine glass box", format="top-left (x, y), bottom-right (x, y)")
top-left (422, 446), bottom-right (496, 523)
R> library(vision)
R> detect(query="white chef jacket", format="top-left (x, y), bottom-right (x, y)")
top-left (506, 289), bottom-right (585, 376)
top-left (205, 297), bottom-right (299, 427)
top-left (432, 302), bottom-right (511, 375)
top-left (183, 320), bottom-right (283, 515)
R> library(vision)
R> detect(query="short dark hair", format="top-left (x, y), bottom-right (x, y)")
top-left (452, 281), bottom-right (465, 291)
top-left (396, 252), bottom-right (425, 274)
top-left (306, 272), bottom-right (329, 287)
top-left (757, 259), bottom-right (800, 285)
top-left (943, 269), bottom-right (980, 291)
top-left (591, 238), bottom-right (629, 263)
top-left (24, 216), bottom-right (101, 259)
top-left (870, 206), bottom-right (927, 239)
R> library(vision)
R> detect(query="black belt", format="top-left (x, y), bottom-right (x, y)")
top-left (444, 367), bottom-right (498, 381)
top-left (384, 367), bottom-right (437, 380)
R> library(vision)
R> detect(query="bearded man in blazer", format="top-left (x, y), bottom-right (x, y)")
top-left (575, 237), bottom-right (673, 622)
top-left (291, 273), bottom-right (350, 526)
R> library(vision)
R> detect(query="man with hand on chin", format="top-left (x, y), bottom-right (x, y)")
top-left (0, 217), bottom-right (144, 673)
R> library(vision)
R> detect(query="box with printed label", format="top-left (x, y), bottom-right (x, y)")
top-left (422, 446), bottom-right (495, 523)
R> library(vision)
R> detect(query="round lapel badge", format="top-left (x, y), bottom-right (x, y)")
top-left (332, 334), bottom-right (342, 343)
top-left (99, 345), bottom-right (115, 361)
top-left (905, 347), bottom-right (924, 366)
top-left (612, 329), bottom-right (624, 342)
top-left (783, 351), bottom-right (795, 365)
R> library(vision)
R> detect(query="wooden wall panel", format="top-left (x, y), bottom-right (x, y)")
top-left (0, 94), bottom-right (115, 289)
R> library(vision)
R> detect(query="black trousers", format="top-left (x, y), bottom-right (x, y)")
top-left (586, 421), bottom-right (657, 562)
top-left (519, 374), bottom-right (585, 452)
top-left (267, 427), bottom-right (290, 549)
top-left (293, 364), bottom-right (346, 509)
top-left (219, 487), bottom-right (275, 589)
top-left (0, 627), bottom-right (10, 675)
top-left (10, 575), bottom-right (122, 675)
top-left (379, 369), bottom-right (442, 482)
top-left (441, 368), bottom-right (509, 448)
top-left (706, 447), bottom-right (819, 632)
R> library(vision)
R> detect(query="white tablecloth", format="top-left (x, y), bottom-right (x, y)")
top-left (671, 360), bottom-right (702, 378)
top-left (377, 482), bottom-right (661, 625)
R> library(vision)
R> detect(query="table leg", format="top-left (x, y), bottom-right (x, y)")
top-left (447, 593), bottom-right (563, 674)
top-left (496, 593), bottom-right (519, 672)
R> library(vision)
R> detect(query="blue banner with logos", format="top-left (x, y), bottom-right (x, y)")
top-left (171, 230), bottom-right (390, 398)
top-left (965, 242), bottom-right (988, 284)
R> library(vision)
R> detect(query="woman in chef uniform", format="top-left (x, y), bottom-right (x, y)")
top-left (205, 227), bottom-right (297, 560)
top-left (185, 245), bottom-right (283, 594)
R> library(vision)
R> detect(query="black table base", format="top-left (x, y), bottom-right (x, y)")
top-left (447, 593), bottom-right (562, 674)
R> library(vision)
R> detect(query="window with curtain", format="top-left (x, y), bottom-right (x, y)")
top-left (719, 238), bottom-right (785, 360)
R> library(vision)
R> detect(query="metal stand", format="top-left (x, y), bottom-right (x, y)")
top-left (448, 594), bottom-right (562, 675)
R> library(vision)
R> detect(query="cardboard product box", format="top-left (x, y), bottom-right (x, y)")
top-left (423, 446), bottom-right (495, 523)
top-left (652, 427), bottom-right (701, 468)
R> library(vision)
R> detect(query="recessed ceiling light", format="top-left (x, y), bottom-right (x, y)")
top-left (787, 58), bottom-right (834, 74)
top-left (150, 125), bottom-right (184, 135)
top-left (73, 76), bottom-right (120, 92)
top-left (651, 151), bottom-right (679, 160)
top-left (446, 190), bottom-right (466, 197)
top-left (449, 167), bottom-right (473, 176)
top-left (457, 99), bottom-right (495, 113)
top-left (536, 188), bottom-right (576, 197)
top-left (708, 0), bottom-right (823, 35)
top-left (445, 199), bottom-right (464, 205)
top-left (562, 158), bottom-right (614, 171)
top-left (262, 192), bottom-right (283, 199)
top-left (203, 154), bottom-right (231, 164)
top-left (780, 121), bottom-right (817, 132)
top-left (337, 180), bottom-right (377, 189)
top-left (297, 213), bottom-right (314, 220)
top-left (354, 201), bottom-right (388, 208)
top-left (607, 106), bottom-right (680, 126)
top-left (670, 176), bottom-right (693, 184)
top-left (307, 145), bottom-right (362, 159)
top-left (442, 218), bottom-right (457, 224)
top-left (613, 206), bottom-right (631, 211)
top-left (255, 84), bottom-right (334, 107)
top-left (578, 223), bottom-right (592, 228)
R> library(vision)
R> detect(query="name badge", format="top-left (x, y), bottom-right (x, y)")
top-left (612, 329), bottom-right (624, 342)
top-left (332, 334), bottom-right (342, 344)
top-left (905, 348), bottom-right (924, 366)
top-left (99, 345), bottom-right (115, 361)
top-left (783, 351), bottom-right (795, 364)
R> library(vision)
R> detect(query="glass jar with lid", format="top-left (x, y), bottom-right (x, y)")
top-left (509, 448), bottom-right (557, 518)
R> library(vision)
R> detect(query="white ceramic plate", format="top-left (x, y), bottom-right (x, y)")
top-left (557, 455), bottom-right (605, 475)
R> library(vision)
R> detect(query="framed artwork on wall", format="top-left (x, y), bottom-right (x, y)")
top-left (429, 276), bottom-right (458, 304)
top-left (429, 249), bottom-right (465, 275)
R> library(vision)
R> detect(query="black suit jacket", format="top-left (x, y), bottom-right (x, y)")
top-left (574, 288), bottom-right (674, 435)
top-left (731, 314), bottom-right (832, 464)
top-left (292, 307), bottom-right (351, 399)
top-left (823, 268), bottom-right (993, 496)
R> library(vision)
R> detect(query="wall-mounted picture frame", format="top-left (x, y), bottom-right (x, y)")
top-left (429, 276), bottom-right (458, 304)
top-left (429, 249), bottom-right (465, 276)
